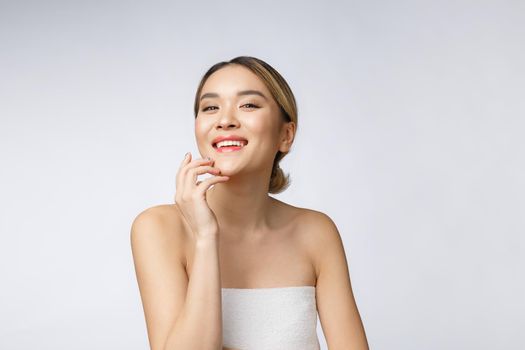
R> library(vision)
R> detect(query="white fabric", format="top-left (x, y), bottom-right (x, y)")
top-left (221, 286), bottom-right (321, 350)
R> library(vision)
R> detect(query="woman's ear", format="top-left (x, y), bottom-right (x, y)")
top-left (279, 121), bottom-right (296, 153)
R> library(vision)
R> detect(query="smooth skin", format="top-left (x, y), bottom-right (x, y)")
top-left (131, 64), bottom-right (369, 349)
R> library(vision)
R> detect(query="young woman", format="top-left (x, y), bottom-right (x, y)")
top-left (131, 56), bottom-right (369, 350)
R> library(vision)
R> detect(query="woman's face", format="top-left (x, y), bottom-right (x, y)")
top-left (195, 64), bottom-right (293, 177)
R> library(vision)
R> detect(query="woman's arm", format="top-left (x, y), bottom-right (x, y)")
top-left (131, 206), bottom-right (223, 350)
top-left (310, 211), bottom-right (370, 349)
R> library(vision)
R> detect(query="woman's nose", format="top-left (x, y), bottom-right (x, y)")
top-left (216, 108), bottom-right (240, 129)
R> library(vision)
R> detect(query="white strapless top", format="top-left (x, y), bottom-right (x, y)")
top-left (221, 286), bottom-right (321, 350)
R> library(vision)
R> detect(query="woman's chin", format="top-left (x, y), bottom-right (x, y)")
top-left (214, 160), bottom-right (242, 174)
top-left (217, 166), bottom-right (247, 178)
top-left (217, 168), bottom-right (236, 177)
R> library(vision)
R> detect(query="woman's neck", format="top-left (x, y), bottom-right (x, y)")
top-left (206, 178), bottom-right (274, 238)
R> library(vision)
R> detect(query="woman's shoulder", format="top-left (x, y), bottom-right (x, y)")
top-left (274, 200), bottom-right (344, 281)
top-left (130, 203), bottom-right (189, 245)
top-left (273, 197), bottom-right (337, 228)
top-left (272, 198), bottom-right (341, 243)
top-left (132, 203), bottom-right (183, 225)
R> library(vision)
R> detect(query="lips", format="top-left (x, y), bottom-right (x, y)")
top-left (214, 144), bottom-right (245, 153)
top-left (211, 135), bottom-right (249, 148)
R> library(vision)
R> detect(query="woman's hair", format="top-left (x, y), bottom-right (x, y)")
top-left (193, 56), bottom-right (298, 194)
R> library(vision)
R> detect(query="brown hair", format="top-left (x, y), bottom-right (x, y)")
top-left (193, 56), bottom-right (298, 194)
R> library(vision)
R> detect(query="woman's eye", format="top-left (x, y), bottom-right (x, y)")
top-left (241, 103), bottom-right (259, 109)
top-left (202, 104), bottom-right (259, 112)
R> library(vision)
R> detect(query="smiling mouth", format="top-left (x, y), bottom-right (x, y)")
top-left (212, 140), bottom-right (248, 152)
top-left (212, 140), bottom-right (248, 148)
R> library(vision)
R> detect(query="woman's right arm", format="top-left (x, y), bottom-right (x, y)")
top-left (131, 153), bottom-right (230, 350)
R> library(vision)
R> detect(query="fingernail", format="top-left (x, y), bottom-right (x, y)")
top-left (185, 152), bottom-right (190, 158)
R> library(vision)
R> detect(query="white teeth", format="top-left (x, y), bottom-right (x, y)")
top-left (216, 140), bottom-right (246, 148)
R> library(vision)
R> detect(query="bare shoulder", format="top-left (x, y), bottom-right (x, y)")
top-left (291, 206), bottom-right (345, 280)
top-left (130, 203), bottom-right (188, 263)
top-left (130, 203), bottom-right (191, 350)
top-left (271, 198), bottom-right (343, 280)
top-left (292, 208), bottom-right (369, 348)
top-left (292, 205), bottom-right (341, 244)
top-left (131, 203), bottom-right (182, 225)
top-left (131, 203), bottom-right (186, 235)
top-left (295, 206), bottom-right (339, 230)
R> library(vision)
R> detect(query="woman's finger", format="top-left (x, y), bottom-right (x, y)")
top-left (176, 152), bottom-right (194, 181)
top-left (175, 152), bottom-right (192, 201)
top-left (184, 165), bottom-right (220, 194)
top-left (195, 174), bottom-right (230, 195)
top-left (183, 160), bottom-right (216, 191)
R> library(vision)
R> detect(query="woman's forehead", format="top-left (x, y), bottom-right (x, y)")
top-left (201, 65), bottom-right (269, 96)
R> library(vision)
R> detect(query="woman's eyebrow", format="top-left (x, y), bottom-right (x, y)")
top-left (200, 90), bottom-right (268, 101)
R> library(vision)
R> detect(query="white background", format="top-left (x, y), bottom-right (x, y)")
top-left (1, 0), bottom-right (523, 349)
